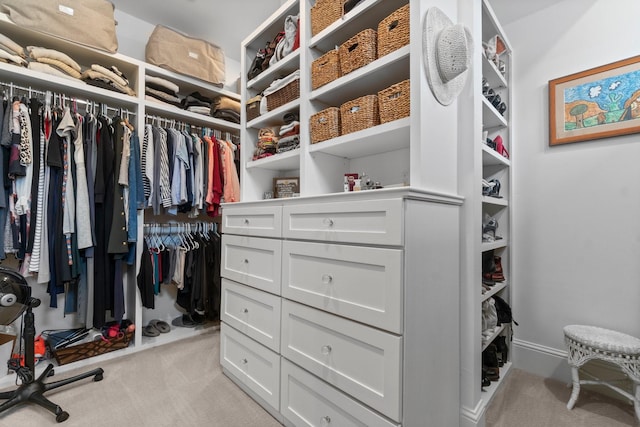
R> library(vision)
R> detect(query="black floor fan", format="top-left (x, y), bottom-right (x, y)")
top-left (0, 267), bottom-right (104, 423)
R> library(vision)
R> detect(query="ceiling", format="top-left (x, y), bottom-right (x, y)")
top-left (109, 0), bottom-right (560, 61)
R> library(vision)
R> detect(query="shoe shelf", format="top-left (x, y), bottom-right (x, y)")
top-left (482, 240), bottom-right (508, 252)
top-left (482, 144), bottom-right (510, 167)
top-left (482, 98), bottom-right (508, 129)
top-left (140, 322), bottom-right (219, 349)
top-left (482, 281), bottom-right (508, 303)
top-left (482, 195), bottom-right (508, 207)
top-left (481, 361), bottom-right (513, 401)
top-left (247, 50), bottom-right (300, 93)
top-left (482, 56), bottom-right (507, 91)
top-left (482, 324), bottom-right (506, 352)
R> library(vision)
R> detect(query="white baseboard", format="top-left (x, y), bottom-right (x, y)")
top-left (512, 338), bottom-right (571, 383)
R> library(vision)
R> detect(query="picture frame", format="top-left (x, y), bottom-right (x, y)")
top-left (273, 176), bottom-right (299, 198)
top-left (549, 55), bottom-right (640, 145)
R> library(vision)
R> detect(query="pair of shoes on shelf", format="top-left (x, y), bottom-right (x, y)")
top-left (482, 178), bottom-right (501, 198)
top-left (493, 135), bottom-right (509, 159)
top-left (482, 214), bottom-right (501, 242)
top-left (142, 319), bottom-right (171, 337)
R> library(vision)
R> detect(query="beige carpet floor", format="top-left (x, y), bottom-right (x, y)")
top-left (486, 368), bottom-right (638, 426)
top-left (0, 330), bottom-right (282, 427)
top-left (0, 330), bottom-right (636, 426)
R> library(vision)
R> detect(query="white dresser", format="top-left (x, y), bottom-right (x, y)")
top-left (220, 188), bottom-right (462, 426)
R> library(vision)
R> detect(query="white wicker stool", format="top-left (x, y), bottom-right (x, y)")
top-left (563, 325), bottom-right (640, 420)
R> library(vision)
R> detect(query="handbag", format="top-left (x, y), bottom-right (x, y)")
top-left (0, 0), bottom-right (118, 53)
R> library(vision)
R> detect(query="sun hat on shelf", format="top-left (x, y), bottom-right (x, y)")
top-left (423, 7), bottom-right (474, 106)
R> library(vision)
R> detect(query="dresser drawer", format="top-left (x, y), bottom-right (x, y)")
top-left (281, 359), bottom-right (399, 427)
top-left (221, 279), bottom-right (281, 352)
top-left (222, 205), bottom-right (282, 238)
top-left (282, 240), bottom-right (403, 334)
top-left (283, 199), bottom-right (403, 245)
top-left (281, 301), bottom-right (402, 421)
top-left (221, 234), bottom-right (282, 295)
top-left (220, 323), bottom-right (280, 411)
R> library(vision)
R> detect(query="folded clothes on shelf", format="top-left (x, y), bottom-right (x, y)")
top-left (0, 32), bottom-right (24, 58)
top-left (145, 86), bottom-right (182, 107)
top-left (212, 95), bottom-right (240, 114)
top-left (212, 109), bottom-right (239, 124)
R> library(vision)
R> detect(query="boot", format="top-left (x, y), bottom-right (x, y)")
top-left (495, 335), bottom-right (509, 366)
top-left (492, 255), bottom-right (505, 281)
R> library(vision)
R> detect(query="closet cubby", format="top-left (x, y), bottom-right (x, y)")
top-left (460, 1), bottom-right (514, 424)
top-left (0, 14), bottom-right (240, 386)
top-left (239, 0), bottom-right (414, 202)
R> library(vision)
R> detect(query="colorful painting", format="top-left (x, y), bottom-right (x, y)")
top-left (549, 56), bottom-right (640, 145)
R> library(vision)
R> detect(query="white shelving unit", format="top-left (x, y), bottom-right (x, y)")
top-left (459, 1), bottom-right (514, 426)
top-left (0, 15), bottom-right (240, 387)
top-left (226, 0), bottom-right (467, 426)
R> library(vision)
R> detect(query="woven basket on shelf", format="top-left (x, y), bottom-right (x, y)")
top-left (266, 78), bottom-right (300, 111)
top-left (310, 107), bottom-right (340, 144)
top-left (246, 95), bottom-right (262, 122)
top-left (378, 79), bottom-right (410, 124)
top-left (340, 94), bottom-right (379, 135)
top-left (311, 49), bottom-right (341, 90)
top-left (339, 28), bottom-right (377, 75)
top-left (311, 0), bottom-right (344, 36)
top-left (377, 4), bottom-right (410, 58)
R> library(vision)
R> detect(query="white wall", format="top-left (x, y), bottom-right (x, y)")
top-left (502, 0), bottom-right (640, 380)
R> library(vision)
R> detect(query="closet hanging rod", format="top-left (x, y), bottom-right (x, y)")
top-left (0, 82), bottom-right (136, 117)
top-left (144, 113), bottom-right (239, 137)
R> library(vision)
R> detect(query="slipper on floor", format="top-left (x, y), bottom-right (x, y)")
top-left (171, 314), bottom-right (198, 328)
top-left (142, 324), bottom-right (160, 337)
top-left (149, 319), bottom-right (171, 333)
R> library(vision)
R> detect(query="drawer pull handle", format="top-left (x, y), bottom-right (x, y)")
top-left (323, 218), bottom-right (334, 227)
top-left (322, 415), bottom-right (331, 424)
top-left (243, 218), bottom-right (250, 225)
top-left (321, 274), bottom-right (333, 284)
top-left (321, 345), bottom-right (332, 355)
top-left (242, 358), bottom-right (248, 364)
top-left (242, 308), bottom-right (249, 313)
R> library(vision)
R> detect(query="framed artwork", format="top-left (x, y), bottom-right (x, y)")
top-left (273, 177), bottom-right (299, 198)
top-left (549, 55), bottom-right (640, 145)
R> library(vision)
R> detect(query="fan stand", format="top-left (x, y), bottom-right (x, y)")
top-left (0, 297), bottom-right (104, 423)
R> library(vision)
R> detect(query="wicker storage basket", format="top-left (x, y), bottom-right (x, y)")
top-left (377, 4), bottom-right (410, 57)
top-left (311, 0), bottom-right (344, 36)
top-left (246, 95), bottom-right (262, 122)
top-left (310, 107), bottom-right (340, 143)
top-left (52, 331), bottom-right (133, 366)
top-left (311, 50), bottom-right (341, 90)
top-left (339, 28), bottom-right (377, 75)
top-left (340, 94), bottom-right (379, 135)
top-left (266, 78), bottom-right (300, 111)
top-left (378, 79), bottom-right (410, 124)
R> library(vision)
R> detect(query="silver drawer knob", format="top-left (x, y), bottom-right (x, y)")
top-left (323, 218), bottom-right (334, 227)
top-left (321, 345), bottom-right (332, 355)
top-left (242, 358), bottom-right (248, 364)
top-left (243, 259), bottom-right (249, 264)
top-left (242, 308), bottom-right (249, 313)
top-left (321, 274), bottom-right (333, 284)
top-left (243, 218), bottom-right (250, 225)
top-left (322, 415), bottom-right (331, 424)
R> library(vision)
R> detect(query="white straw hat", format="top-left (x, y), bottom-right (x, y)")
top-left (423, 7), bottom-right (473, 106)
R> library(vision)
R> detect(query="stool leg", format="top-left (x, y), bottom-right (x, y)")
top-left (634, 380), bottom-right (640, 422)
top-left (567, 365), bottom-right (581, 410)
